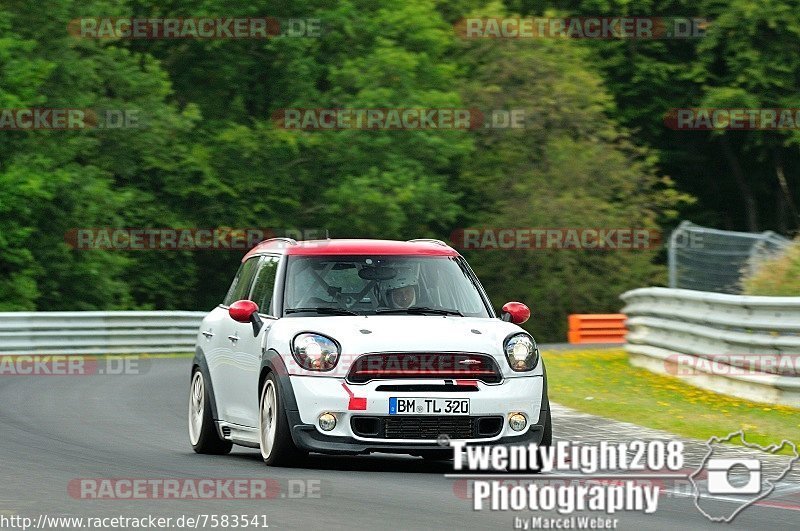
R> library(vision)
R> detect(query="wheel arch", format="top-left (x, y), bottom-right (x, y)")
top-left (192, 347), bottom-right (224, 437)
top-left (259, 349), bottom-right (300, 411)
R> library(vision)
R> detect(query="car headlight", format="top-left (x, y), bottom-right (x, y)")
top-left (291, 333), bottom-right (341, 371)
top-left (504, 333), bottom-right (539, 372)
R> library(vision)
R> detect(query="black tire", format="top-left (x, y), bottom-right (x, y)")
top-left (540, 409), bottom-right (552, 448)
top-left (499, 410), bottom-right (552, 474)
top-left (524, 410), bottom-right (552, 474)
top-left (259, 372), bottom-right (306, 467)
top-left (189, 368), bottom-right (233, 455)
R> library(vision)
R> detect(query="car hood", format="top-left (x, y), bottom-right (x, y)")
top-left (266, 314), bottom-right (530, 357)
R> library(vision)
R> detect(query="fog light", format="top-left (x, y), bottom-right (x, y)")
top-left (509, 413), bottom-right (527, 432)
top-left (318, 412), bottom-right (337, 431)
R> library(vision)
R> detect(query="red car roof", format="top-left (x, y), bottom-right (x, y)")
top-left (242, 239), bottom-right (458, 262)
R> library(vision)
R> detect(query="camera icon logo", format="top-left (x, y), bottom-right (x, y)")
top-left (690, 430), bottom-right (799, 523)
top-left (706, 458), bottom-right (761, 495)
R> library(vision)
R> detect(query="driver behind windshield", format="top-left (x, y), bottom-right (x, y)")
top-left (388, 284), bottom-right (417, 308)
top-left (283, 256), bottom-right (490, 317)
top-left (381, 266), bottom-right (420, 309)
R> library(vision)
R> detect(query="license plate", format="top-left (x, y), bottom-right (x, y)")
top-left (389, 397), bottom-right (470, 415)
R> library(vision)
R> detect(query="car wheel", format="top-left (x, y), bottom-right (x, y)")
top-left (189, 368), bottom-right (233, 455)
top-left (522, 410), bottom-right (552, 474)
top-left (258, 372), bottom-right (305, 466)
top-left (498, 410), bottom-right (552, 474)
top-left (540, 409), bottom-right (552, 448)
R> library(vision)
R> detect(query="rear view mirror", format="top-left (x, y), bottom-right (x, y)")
top-left (229, 300), bottom-right (258, 322)
top-left (358, 266), bottom-right (397, 281)
top-left (228, 300), bottom-right (263, 336)
top-left (501, 301), bottom-right (530, 325)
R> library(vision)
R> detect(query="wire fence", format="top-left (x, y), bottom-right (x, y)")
top-left (668, 221), bottom-right (791, 294)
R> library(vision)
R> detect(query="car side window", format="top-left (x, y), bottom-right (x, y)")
top-left (249, 256), bottom-right (280, 315)
top-left (223, 257), bottom-right (261, 306)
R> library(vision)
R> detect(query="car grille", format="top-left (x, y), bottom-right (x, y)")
top-left (351, 415), bottom-right (504, 440)
top-left (347, 353), bottom-right (502, 384)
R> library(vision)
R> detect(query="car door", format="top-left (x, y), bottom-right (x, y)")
top-left (225, 254), bottom-right (281, 427)
top-left (209, 256), bottom-right (262, 424)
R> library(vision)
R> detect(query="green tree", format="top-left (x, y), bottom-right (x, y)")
top-left (454, 4), bottom-right (689, 340)
top-left (1, 1), bottom-right (203, 309)
top-left (541, 0), bottom-right (800, 233)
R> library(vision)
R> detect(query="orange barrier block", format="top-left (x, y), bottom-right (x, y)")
top-left (567, 314), bottom-right (627, 344)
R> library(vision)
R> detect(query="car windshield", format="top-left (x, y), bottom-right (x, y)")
top-left (283, 255), bottom-right (490, 317)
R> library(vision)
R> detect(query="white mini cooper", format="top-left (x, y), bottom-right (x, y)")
top-left (189, 238), bottom-right (550, 465)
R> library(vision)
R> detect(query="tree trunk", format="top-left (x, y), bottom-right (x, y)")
top-left (773, 153), bottom-right (798, 230)
top-left (720, 135), bottom-right (758, 231)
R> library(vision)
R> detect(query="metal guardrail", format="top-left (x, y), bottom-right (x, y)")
top-left (0, 311), bottom-right (207, 355)
top-left (620, 287), bottom-right (800, 406)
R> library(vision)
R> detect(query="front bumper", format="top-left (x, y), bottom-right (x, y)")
top-left (284, 374), bottom-right (548, 455)
top-left (289, 411), bottom-right (550, 455)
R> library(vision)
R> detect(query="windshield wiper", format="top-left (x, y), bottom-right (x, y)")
top-left (285, 307), bottom-right (359, 316)
top-left (375, 306), bottom-right (464, 316)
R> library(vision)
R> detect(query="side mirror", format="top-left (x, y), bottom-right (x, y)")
top-left (229, 300), bottom-right (264, 336)
top-left (501, 302), bottom-right (530, 325)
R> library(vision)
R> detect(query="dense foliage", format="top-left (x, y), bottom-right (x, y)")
top-left (541, 0), bottom-right (800, 233)
top-left (1, 0), bottom-right (797, 339)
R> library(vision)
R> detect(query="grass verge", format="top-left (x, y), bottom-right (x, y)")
top-left (543, 349), bottom-right (800, 450)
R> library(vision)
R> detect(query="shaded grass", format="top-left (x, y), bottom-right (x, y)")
top-left (543, 349), bottom-right (800, 451)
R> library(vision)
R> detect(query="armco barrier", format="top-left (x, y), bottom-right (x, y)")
top-left (0, 311), bottom-right (207, 355)
top-left (620, 287), bottom-right (800, 407)
top-left (567, 314), bottom-right (627, 344)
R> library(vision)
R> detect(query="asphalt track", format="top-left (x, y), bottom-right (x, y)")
top-left (0, 358), bottom-right (796, 530)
